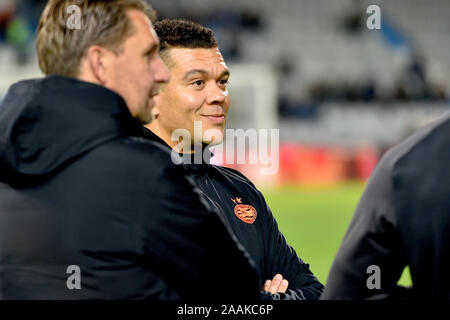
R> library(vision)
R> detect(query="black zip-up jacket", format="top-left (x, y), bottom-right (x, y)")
top-left (0, 75), bottom-right (261, 300)
top-left (322, 112), bottom-right (450, 299)
top-left (142, 129), bottom-right (324, 300)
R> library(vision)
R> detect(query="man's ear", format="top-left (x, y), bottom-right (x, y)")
top-left (86, 45), bottom-right (111, 84)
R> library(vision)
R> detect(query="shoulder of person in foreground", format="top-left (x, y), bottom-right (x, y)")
top-left (322, 112), bottom-right (450, 300)
top-left (94, 137), bottom-right (261, 300)
top-left (211, 165), bottom-right (324, 300)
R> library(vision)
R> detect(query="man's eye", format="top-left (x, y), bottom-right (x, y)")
top-left (192, 80), bottom-right (204, 87)
top-left (218, 79), bottom-right (229, 86)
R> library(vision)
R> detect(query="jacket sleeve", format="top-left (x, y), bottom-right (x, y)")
top-left (140, 163), bottom-right (261, 301)
top-left (321, 155), bottom-right (408, 300)
top-left (259, 192), bottom-right (324, 300)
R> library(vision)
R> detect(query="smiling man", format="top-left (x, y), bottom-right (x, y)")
top-left (147, 27), bottom-right (230, 151)
top-left (144, 19), bottom-right (324, 300)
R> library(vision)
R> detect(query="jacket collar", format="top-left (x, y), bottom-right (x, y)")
top-left (141, 127), bottom-right (213, 165)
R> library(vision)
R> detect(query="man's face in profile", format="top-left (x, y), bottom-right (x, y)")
top-left (153, 47), bottom-right (230, 146)
top-left (104, 9), bottom-right (169, 124)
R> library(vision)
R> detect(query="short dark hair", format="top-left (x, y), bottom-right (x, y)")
top-left (153, 19), bottom-right (218, 64)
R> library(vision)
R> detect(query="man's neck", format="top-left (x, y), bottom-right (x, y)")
top-left (145, 122), bottom-right (197, 154)
top-left (76, 64), bottom-right (103, 87)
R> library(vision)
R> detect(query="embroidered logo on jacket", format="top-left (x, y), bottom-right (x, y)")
top-left (231, 197), bottom-right (257, 224)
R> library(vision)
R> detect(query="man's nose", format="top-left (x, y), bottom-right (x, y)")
top-left (154, 57), bottom-right (170, 84)
top-left (206, 83), bottom-right (227, 105)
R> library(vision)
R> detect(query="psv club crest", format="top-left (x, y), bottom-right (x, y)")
top-left (231, 197), bottom-right (257, 224)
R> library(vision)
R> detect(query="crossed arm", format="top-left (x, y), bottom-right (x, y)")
top-left (259, 192), bottom-right (324, 300)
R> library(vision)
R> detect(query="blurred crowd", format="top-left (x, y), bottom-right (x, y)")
top-left (278, 2), bottom-right (449, 119)
top-left (155, 2), bottom-right (265, 61)
top-left (279, 53), bottom-right (448, 119)
top-left (0, 0), bottom-right (264, 63)
top-left (0, 0), bottom-right (46, 64)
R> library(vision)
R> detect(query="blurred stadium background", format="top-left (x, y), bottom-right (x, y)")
top-left (2, 0), bottom-right (450, 286)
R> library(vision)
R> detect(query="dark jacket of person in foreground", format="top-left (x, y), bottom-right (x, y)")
top-left (322, 112), bottom-right (450, 299)
top-left (0, 75), bottom-right (261, 300)
top-left (142, 129), bottom-right (324, 300)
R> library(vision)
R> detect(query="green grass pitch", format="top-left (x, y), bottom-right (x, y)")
top-left (262, 182), bottom-right (412, 288)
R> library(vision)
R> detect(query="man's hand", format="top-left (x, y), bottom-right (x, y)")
top-left (263, 274), bottom-right (289, 294)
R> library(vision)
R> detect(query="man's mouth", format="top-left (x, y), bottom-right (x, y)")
top-left (201, 114), bottom-right (225, 123)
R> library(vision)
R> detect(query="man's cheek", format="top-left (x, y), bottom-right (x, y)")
top-left (224, 99), bottom-right (231, 113)
top-left (182, 92), bottom-right (201, 106)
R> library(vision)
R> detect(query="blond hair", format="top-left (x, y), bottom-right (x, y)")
top-left (37, 0), bottom-right (156, 77)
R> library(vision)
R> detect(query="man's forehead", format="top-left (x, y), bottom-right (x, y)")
top-left (127, 9), bottom-right (152, 30)
top-left (169, 48), bottom-right (228, 71)
top-left (127, 9), bottom-right (158, 43)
